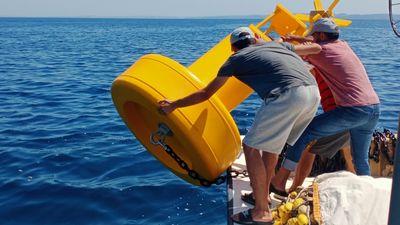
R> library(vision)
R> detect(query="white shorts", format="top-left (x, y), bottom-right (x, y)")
top-left (242, 85), bottom-right (320, 154)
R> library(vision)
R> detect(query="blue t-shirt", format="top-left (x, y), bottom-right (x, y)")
top-left (217, 41), bottom-right (317, 99)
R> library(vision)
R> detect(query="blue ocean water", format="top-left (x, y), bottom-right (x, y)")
top-left (0, 17), bottom-right (399, 225)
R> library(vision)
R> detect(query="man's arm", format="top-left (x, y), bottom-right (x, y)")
top-left (294, 42), bottom-right (322, 56)
top-left (281, 33), bottom-right (313, 44)
top-left (157, 76), bottom-right (229, 115)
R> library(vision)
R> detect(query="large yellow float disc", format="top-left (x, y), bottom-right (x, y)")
top-left (111, 54), bottom-right (241, 186)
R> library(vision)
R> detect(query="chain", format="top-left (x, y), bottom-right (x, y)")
top-left (227, 169), bottom-right (249, 178)
top-left (162, 142), bottom-right (249, 186)
top-left (150, 123), bottom-right (227, 187)
top-left (385, 129), bottom-right (397, 148)
top-left (163, 144), bottom-right (226, 187)
top-left (383, 129), bottom-right (396, 165)
top-left (368, 129), bottom-right (397, 165)
top-left (369, 130), bottom-right (381, 163)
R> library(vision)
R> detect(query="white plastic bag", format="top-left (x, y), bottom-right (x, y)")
top-left (315, 171), bottom-right (392, 225)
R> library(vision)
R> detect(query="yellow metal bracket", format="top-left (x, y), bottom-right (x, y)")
top-left (295, 0), bottom-right (352, 36)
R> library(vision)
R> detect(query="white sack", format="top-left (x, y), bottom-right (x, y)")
top-left (314, 171), bottom-right (392, 225)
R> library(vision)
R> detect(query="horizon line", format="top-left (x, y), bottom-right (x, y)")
top-left (0, 13), bottom-right (395, 20)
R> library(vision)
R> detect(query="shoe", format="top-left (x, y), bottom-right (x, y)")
top-left (269, 183), bottom-right (288, 200)
top-left (241, 192), bottom-right (272, 206)
top-left (241, 193), bottom-right (256, 205)
top-left (232, 209), bottom-right (275, 225)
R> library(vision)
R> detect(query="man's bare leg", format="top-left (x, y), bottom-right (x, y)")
top-left (272, 141), bottom-right (317, 192)
top-left (262, 152), bottom-right (279, 195)
top-left (270, 167), bottom-right (291, 193)
top-left (289, 151), bottom-right (316, 191)
top-left (240, 152), bottom-right (276, 204)
top-left (232, 144), bottom-right (275, 222)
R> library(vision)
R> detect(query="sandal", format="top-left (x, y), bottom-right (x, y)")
top-left (232, 209), bottom-right (275, 225)
top-left (269, 183), bottom-right (289, 200)
top-left (241, 192), bottom-right (272, 206)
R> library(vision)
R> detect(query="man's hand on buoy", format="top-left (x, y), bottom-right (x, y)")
top-left (254, 33), bottom-right (266, 44)
top-left (157, 99), bottom-right (176, 115)
top-left (280, 33), bottom-right (313, 44)
top-left (280, 33), bottom-right (298, 42)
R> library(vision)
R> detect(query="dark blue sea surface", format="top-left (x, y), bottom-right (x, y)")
top-left (0, 18), bottom-right (399, 225)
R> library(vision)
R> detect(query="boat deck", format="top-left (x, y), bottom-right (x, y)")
top-left (226, 148), bottom-right (315, 225)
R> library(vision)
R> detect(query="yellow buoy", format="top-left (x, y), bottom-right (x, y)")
top-left (293, 198), bottom-right (304, 208)
top-left (284, 202), bottom-right (294, 213)
top-left (298, 214), bottom-right (309, 225)
top-left (111, 54), bottom-right (242, 186)
top-left (110, 4), bottom-right (298, 187)
top-left (287, 217), bottom-right (299, 225)
top-left (290, 191), bottom-right (298, 199)
top-left (110, 1), bottom-right (352, 187)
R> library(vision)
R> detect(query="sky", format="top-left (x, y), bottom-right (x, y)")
top-left (0, 0), bottom-right (393, 18)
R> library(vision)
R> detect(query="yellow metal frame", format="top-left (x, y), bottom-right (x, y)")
top-left (295, 0), bottom-right (352, 36)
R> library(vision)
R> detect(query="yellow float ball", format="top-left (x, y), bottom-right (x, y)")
top-left (284, 202), bottom-right (293, 213)
top-left (290, 191), bottom-right (298, 199)
top-left (281, 212), bottom-right (290, 224)
top-left (278, 205), bottom-right (286, 216)
top-left (293, 198), bottom-right (304, 208)
top-left (298, 214), bottom-right (309, 225)
top-left (287, 217), bottom-right (299, 225)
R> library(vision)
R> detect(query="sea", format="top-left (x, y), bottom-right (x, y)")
top-left (1, 17), bottom-right (399, 225)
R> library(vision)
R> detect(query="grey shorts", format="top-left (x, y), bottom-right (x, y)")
top-left (243, 85), bottom-right (320, 154)
top-left (308, 130), bottom-right (351, 158)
